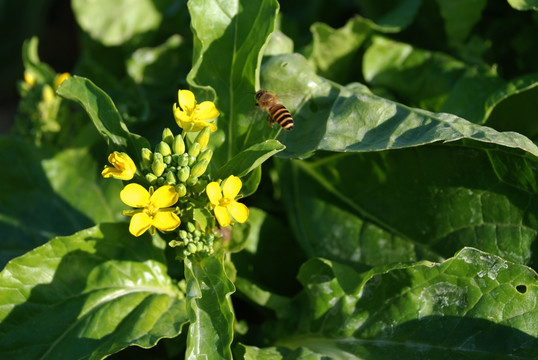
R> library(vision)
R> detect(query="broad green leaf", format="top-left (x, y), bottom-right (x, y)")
top-left (436, 0), bottom-right (487, 46)
top-left (57, 76), bottom-right (150, 166)
top-left (0, 137), bottom-right (124, 267)
top-left (363, 36), bottom-right (468, 111)
top-left (261, 52), bottom-right (538, 159)
top-left (0, 224), bottom-right (187, 360)
top-left (184, 253), bottom-right (235, 360)
top-left (484, 74), bottom-right (538, 140)
top-left (280, 248), bottom-right (538, 358)
top-left (263, 30), bottom-right (294, 56)
top-left (355, 0), bottom-right (422, 32)
top-left (187, 0), bottom-right (280, 166)
top-left (507, 0), bottom-right (538, 10)
top-left (279, 143), bottom-right (538, 267)
top-left (308, 17), bottom-right (371, 83)
top-left (215, 139), bottom-right (285, 179)
top-left (71, 0), bottom-right (163, 46)
top-left (234, 344), bottom-right (293, 359)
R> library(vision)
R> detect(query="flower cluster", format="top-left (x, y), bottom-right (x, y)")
top-left (102, 89), bottom-right (249, 258)
top-left (16, 69), bottom-right (74, 146)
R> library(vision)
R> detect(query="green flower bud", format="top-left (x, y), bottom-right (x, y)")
top-left (198, 148), bottom-right (213, 163)
top-left (165, 171), bottom-right (177, 185)
top-left (175, 183), bottom-right (187, 197)
top-left (190, 159), bottom-right (209, 177)
top-left (164, 155), bottom-right (172, 164)
top-left (178, 166), bottom-right (190, 182)
top-left (178, 153), bottom-right (189, 166)
top-left (145, 173), bottom-right (158, 184)
top-left (186, 222), bottom-right (196, 233)
top-left (42, 84), bottom-right (55, 102)
top-left (141, 148), bottom-right (153, 167)
top-left (194, 126), bottom-right (211, 150)
top-left (152, 153), bottom-right (165, 177)
top-left (196, 242), bottom-right (204, 251)
top-left (168, 239), bottom-right (181, 247)
top-left (179, 230), bottom-right (188, 240)
top-left (156, 141), bottom-right (172, 156)
top-left (188, 142), bottom-right (200, 158)
top-left (186, 175), bottom-right (198, 186)
top-left (173, 135), bottom-right (186, 155)
top-left (187, 243), bottom-right (197, 254)
top-left (162, 128), bottom-right (174, 145)
top-left (157, 177), bottom-right (166, 186)
top-left (188, 155), bottom-right (197, 166)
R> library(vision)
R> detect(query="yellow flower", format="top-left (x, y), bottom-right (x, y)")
top-left (121, 184), bottom-right (181, 237)
top-left (55, 72), bottom-right (71, 89)
top-left (173, 89), bottom-right (219, 132)
top-left (206, 175), bottom-right (249, 227)
top-left (24, 71), bottom-right (36, 87)
top-left (102, 152), bottom-right (136, 180)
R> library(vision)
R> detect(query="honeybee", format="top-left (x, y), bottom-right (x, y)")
top-left (255, 89), bottom-right (294, 130)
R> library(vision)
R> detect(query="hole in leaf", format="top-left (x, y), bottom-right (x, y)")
top-left (516, 284), bottom-right (527, 294)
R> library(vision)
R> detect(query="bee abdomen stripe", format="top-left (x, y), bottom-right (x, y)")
top-left (280, 119), bottom-right (294, 129)
top-left (270, 104), bottom-right (291, 120)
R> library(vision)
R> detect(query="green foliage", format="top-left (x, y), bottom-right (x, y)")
top-left (2, 0), bottom-right (538, 359)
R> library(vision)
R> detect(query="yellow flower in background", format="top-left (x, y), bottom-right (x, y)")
top-left (24, 71), bottom-right (36, 87)
top-left (102, 151), bottom-right (136, 180)
top-left (121, 184), bottom-right (181, 237)
top-left (206, 175), bottom-right (249, 227)
top-left (54, 72), bottom-right (71, 89)
top-left (173, 89), bottom-right (219, 132)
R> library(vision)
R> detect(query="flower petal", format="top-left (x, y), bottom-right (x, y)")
top-left (120, 183), bottom-right (150, 208)
top-left (228, 200), bottom-right (249, 223)
top-left (206, 182), bottom-right (223, 206)
top-left (214, 205), bottom-right (231, 227)
top-left (151, 185), bottom-right (179, 208)
top-left (153, 211), bottom-right (181, 232)
top-left (129, 212), bottom-right (152, 237)
top-left (222, 175), bottom-right (242, 199)
top-left (103, 151), bottom-right (136, 180)
top-left (178, 90), bottom-right (195, 112)
top-left (197, 101), bottom-right (220, 120)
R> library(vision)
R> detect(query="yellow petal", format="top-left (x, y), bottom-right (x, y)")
top-left (101, 166), bottom-right (124, 179)
top-left (222, 175), bottom-right (242, 199)
top-left (153, 211), bottom-right (181, 231)
top-left (206, 182), bottom-right (223, 205)
top-left (120, 183), bottom-right (150, 208)
top-left (151, 185), bottom-right (179, 208)
top-left (55, 72), bottom-right (71, 89)
top-left (129, 212), bottom-right (152, 237)
top-left (228, 200), bottom-right (249, 223)
top-left (178, 90), bottom-right (195, 112)
top-left (214, 205), bottom-right (231, 227)
top-left (197, 101), bottom-right (220, 120)
top-left (103, 151), bottom-right (136, 180)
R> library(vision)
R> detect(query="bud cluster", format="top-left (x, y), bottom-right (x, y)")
top-left (168, 221), bottom-right (216, 258)
top-left (140, 127), bottom-right (213, 198)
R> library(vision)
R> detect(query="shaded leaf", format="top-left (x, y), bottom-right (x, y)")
top-left (283, 248), bottom-right (538, 359)
top-left (355, 0), bottom-right (422, 32)
top-left (184, 253), bottom-right (235, 360)
top-left (0, 224), bottom-right (187, 360)
top-left (0, 137), bottom-right (124, 267)
top-left (507, 0), bottom-right (538, 11)
top-left (436, 0), bottom-right (488, 46)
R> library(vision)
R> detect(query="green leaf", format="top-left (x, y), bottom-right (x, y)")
top-left (436, 0), bottom-right (488, 46)
top-left (279, 143), bottom-right (538, 267)
top-left (308, 17), bottom-right (371, 83)
top-left (484, 74), bottom-right (538, 140)
top-left (0, 137), bottom-right (124, 267)
top-left (282, 248), bottom-right (538, 358)
top-left (355, 0), bottom-right (422, 32)
top-left (215, 139), bottom-right (285, 179)
top-left (187, 0), bottom-right (280, 166)
top-left (71, 0), bottom-right (163, 46)
top-left (261, 52), bottom-right (538, 159)
top-left (184, 253), bottom-right (235, 360)
top-left (507, 0), bottom-right (538, 11)
top-left (0, 224), bottom-right (187, 360)
top-left (57, 76), bottom-right (150, 165)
